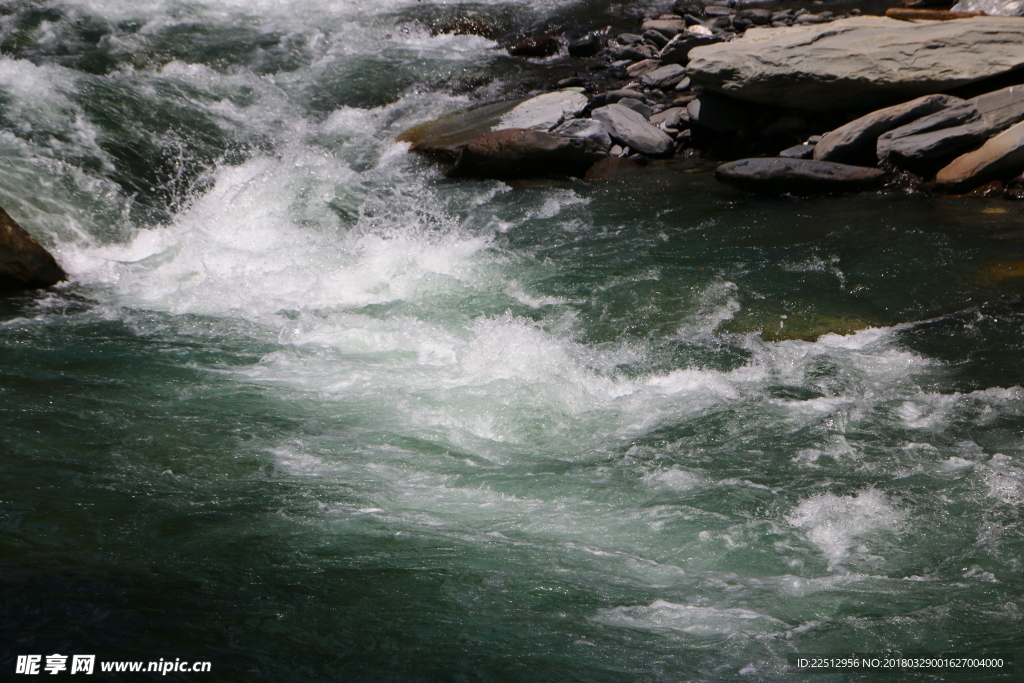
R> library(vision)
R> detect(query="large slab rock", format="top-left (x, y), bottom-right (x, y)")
top-left (446, 129), bottom-right (606, 179)
top-left (972, 84), bottom-right (1024, 132)
top-left (0, 206), bottom-right (66, 295)
top-left (687, 16), bottom-right (1024, 111)
top-left (398, 92), bottom-right (588, 160)
top-left (715, 158), bottom-right (887, 193)
top-left (814, 94), bottom-right (964, 163)
top-left (936, 120), bottom-right (1024, 190)
top-left (592, 104), bottom-right (675, 156)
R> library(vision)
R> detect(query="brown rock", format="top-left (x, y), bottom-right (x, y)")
top-left (0, 206), bottom-right (66, 295)
top-left (584, 157), bottom-right (642, 180)
top-left (508, 35), bottom-right (560, 57)
top-left (935, 120), bottom-right (1024, 190)
top-left (446, 129), bottom-right (606, 179)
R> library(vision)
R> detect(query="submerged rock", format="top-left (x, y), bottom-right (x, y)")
top-left (687, 17), bottom-right (1024, 111)
top-left (446, 128), bottom-right (606, 179)
top-left (0, 206), bottom-right (66, 295)
top-left (715, 157), bottom-right (887, 192)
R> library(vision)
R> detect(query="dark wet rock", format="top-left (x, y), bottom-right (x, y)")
top-left (508, 35), bottom-right (560, 57)
top-left (568, 32), bottom-right (603, 57)
top-left (447, 129), bottom-right (606, 179)
top-left (428, 18), bottom-right (500, 39)
top-left (736, 8), bottom-right (772, 24)
top-left (557, 76), bottom-right (586, 88)
top-left (779, 143), bottom-right (815, 158)
top-left (0, 206), bottom-right (66, 295)
top-left (603, 88), bottom-right (647, 103)
top-left (687, 94), bottom-right (751, 133)
top-left (552, 118), bottom-right (613, 149)
top-left (642, 29), bottom-right (670, 49)
top-left (687, 17), bottom-right (1024, 111)
top-left (615, 32), bottom-right (644, 45)
top-left (659, 34), bottom-right (722, 65)
top-left (761, 115), bottom-right (806, 139)
top-left (610, 45), bottom-right (648, 61)
top-left (640, 63), bottom-right (687, 89)
top-left (876, 102), bottom-right (989, 167)
top-left (715, 157), bottom-right (887, 193)
top-left (584, 156), bottom-right (642, 179)
top-left (704, 6), bottom-right (736, 17)
top-left (814, 94), bottom-right (964, 163)
top-left (592, 103), bottom-right (675, 156)
top-left (936, 120), bottom-right (1024, 190)
top-left (964, 180), bottom-right (1006, 197)
top-left (618, 98), bottom-right (654, 119)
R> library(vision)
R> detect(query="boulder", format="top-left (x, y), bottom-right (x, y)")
top-left (508, 35), bottom-right (560, 57)
top-left (551, 118), bottom-right (613, 149)
top-left (0, 206), bottom-right (66, 295)
top-left (618, 98), bottom-right (654, 119)
top-left (686, 16), bottom-right (1024, 111)
top-left (446, 129), bottom-right (606, 179)
top-left (714, 157), bottom-right (887, 192)
top-left (592, 104), bottom-right (675, 156)
top-left (972, 84), bottom-right (1024, 132)
top-left (779, 143), bottom-right (815, 159)
top-left (935, 120), bottom-right (1024, 190)
top-left (814, 94), bottom-right (964, 163)
top-left (398, 92), bottom-right (588, 160)
top-left (568, 33), bottom-right (603, 57)
top-left (642, 19), bottom-right (688, 37)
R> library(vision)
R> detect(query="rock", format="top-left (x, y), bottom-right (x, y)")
top-left (650, 106), bottom-right (688, 128)
top-left (779, 143), bottom-right (815, 158)
top-left (935, 120), bottom-right (1024, 190)
top-left (399, 92), bottom-right (587, 160)
top-left (508, 35), bottom-right (560, 57)
top-left (951, 0), bottom-right (1024, 15)
top-left (659, 34), bottom-right (722, 65)
top-left (876, 102), bottom-right (989, 167)
top-left (641, 19), bottom-right (688, 37)
top-left (642, 29), bottom-right (670, 49)
top-left (0, 206), bottom-right (66, 295)
top-left (687, 16), bottom-right (1024, 111)
top-left (626, 59), bottom-right (662, 78)
top-left (447, 129), bottom-right (606, 179)
top-left (618, 98), bottom-right (654, 119)
top-left (568, 33), bottom-right (603, 57)
top-left (714, 157), bottom-right (887, 192)
top-left (552, 118), bottom-right (613, 149)
top-left (640, 63), bottom-right (688, 89)
top-left (498, 91), bottom-right (589, 132)
top-left (674, 76), bottom-right (691, 91)
top-left (603, 88), bottom-right (647, 103)
top-left (964, 180), bottom-right (1005, 197)
top-left (615, 32), bottom-right (643, 45)
top-left (592, 104), bottom-right (675, 156)
top-left (687, 94), bottom-right (751, 133)
top-left (972, 84), bottom-right (1024, 133)
top-left (814, 94), bottom-right (964, 163)
top-left (736, 8), bottom-right (772, 24)
top-left (704, 6), bottom-right (735, 16)
top-left (585, 156), bottom-right (642, 179)
top-left (761, 115), bottom-right (806, 139)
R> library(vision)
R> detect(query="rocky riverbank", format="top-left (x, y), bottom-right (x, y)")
top-left (400, 0), bottom-right (1024, 198)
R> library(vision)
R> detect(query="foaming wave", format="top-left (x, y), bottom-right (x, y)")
top-left (596, 600), bottom-right (788, 637)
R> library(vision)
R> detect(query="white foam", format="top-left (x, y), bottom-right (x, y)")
top-left (786, 488), bottom-right (905, 571)
top-left (596, 600), bottom-right (788, 637)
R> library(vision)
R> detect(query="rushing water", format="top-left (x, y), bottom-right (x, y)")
top-left (1, 0), bottom-right (1023, 680)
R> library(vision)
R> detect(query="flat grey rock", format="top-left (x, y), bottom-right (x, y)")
top-left (936, 119), bottom-right (1024, 190)
top-left (498, 91), bottom-right (590, 132)
top-left (650, 107), bottom-right (688, 128)
top-left (814, 94), bottom-right (964, 163)
top-left (592, 104), bottom-right (675, 156)
top-left (618, 97), bottom-right (654, 120)
top-left (687, 16), bottom-right (1024, 111)
top-left (552, 118), bottom-right (612, 149)
top-left (779, 143), bottom-right (815, 159)
top-left (715, 157), bottom-right (886, 192)
top-left (640, 64), bottom-right (688, 89)
top-left (972, 84), bottom-right (1024, 133)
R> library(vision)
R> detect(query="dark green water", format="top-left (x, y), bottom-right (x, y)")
top-left (0, 1), bottom-right (1022, 681)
